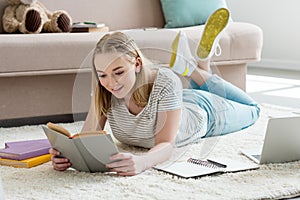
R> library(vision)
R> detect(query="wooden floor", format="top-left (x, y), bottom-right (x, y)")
top-left (247, 67), bottom-right (300, 110)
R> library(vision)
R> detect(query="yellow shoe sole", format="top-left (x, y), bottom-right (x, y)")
top-left (170, 31), bottom-right (180, 68)
top-left (169, 31), bottom-right (189, 76)
top-left (197, 8), bottom-right (230, 60)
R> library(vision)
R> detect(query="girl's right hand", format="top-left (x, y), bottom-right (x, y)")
top-left (49, 148), bottom-right (72, 171)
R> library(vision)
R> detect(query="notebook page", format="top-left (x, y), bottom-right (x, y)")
top-left (208, 158), bottom-right (259, 172)
top-left (155, 161), bottom-right (221, 178)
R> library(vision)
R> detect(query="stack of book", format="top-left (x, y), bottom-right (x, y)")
top-left (71, 22), bottom-right (109, 33)
top-left (0, 139), bottom-right (52, 168)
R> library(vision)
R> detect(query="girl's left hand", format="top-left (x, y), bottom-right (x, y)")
top-left (106, 153), bottom-right (147, 176)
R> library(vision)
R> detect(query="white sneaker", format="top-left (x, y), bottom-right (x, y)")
top-left (169, 31), bottom-right (197, 76)
top-left (196, 8), bottom-right (230, 61)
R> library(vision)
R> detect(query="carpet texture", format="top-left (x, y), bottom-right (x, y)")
top-left (0, 104), bottom-right (300, 200)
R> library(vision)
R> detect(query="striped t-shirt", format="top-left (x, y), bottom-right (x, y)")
top-left (107, 67), bottom-right (207, 148)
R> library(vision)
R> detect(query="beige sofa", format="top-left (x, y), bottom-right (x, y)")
top-left (0, 0), bottom-right (263, 126)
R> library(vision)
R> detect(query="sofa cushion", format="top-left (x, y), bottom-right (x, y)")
top-left (0, 33), bottom-right (102, 75)
top-left (0, 22), bottom-right (262, 76)
top-left (160, 0), bottom-right (228, 28)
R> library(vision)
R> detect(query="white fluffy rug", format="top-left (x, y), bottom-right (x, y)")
top-left (1, 104), bottom-right (300, 200)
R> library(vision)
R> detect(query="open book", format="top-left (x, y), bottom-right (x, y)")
top-left (154, 157), bottom-right (259, 178)
top-left (42, 122), bottom-right (119, 173)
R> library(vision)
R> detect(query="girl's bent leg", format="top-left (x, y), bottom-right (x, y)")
top-left (184, 89), bottom-right (260, 137)
top-left (190, 74), bottom-right (257, 106)
top-left (187, 74), bottom-right (260, 137)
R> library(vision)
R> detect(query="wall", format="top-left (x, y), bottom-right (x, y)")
top-left (0, 0), bottom-right (165, 33)
top-left (226, 0), bottom-right (300, 71)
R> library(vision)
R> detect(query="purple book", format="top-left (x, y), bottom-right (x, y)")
top-left (0, 139), bottom-right (51, 160)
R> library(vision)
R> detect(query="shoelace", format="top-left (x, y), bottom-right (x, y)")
top-left (215, 44), bottom-right (222, 57)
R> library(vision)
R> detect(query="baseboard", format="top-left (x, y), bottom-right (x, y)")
top-left (0, 113), bottom-right (87, 128)
top-left (249, 58), bottom-right (300, 71)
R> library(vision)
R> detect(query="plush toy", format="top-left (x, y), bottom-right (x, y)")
top-left (2, 0), bottom-right (72, 33)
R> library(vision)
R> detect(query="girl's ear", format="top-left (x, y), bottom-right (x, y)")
top-left (135, 57), bottom-right (142, 73)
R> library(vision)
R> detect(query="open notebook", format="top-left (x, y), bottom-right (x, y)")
top-left (154, 157), bottom-right (259, 178)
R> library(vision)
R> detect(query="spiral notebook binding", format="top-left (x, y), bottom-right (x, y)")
top-left (187, 158), bottom-right (226, 169)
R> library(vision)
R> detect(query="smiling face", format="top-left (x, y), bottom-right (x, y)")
top-left (94, 52), bottom-right (141, 99)
top-left (92, 32), bottom-right (152, 117)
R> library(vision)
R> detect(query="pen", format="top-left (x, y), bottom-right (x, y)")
top-left (207, 159), bottom-right (227, 168)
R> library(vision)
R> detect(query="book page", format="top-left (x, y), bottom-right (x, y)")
top-left (46, 122), bottom-right (71, 137)
top-left (47, 122), bottom-right (106, 138)
top-left (71, 130), bottom-right (107, 139)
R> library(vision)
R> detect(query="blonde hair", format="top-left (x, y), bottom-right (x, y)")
top-left (92, 32), bottom-right (153, 121)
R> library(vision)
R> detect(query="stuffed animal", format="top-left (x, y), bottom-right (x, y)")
top-left (2, 0), bottom-right (72, 33)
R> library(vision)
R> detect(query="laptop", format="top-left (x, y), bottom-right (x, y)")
top-left (241, 116), bottom-right (300, 164)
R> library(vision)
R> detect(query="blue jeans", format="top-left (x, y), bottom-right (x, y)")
top-left (183, 75), bottom-right (260, 137)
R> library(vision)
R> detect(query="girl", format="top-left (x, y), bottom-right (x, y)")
top-left (49, 8), bottom-right (260, 176)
